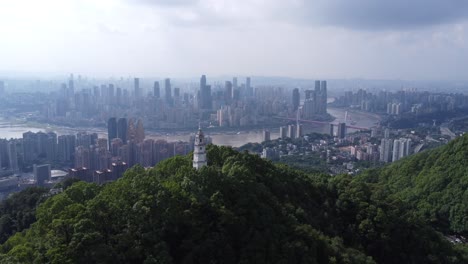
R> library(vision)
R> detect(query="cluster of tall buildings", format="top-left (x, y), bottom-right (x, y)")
top-left (379, 137), bottom-right (411, 163)
top-left (0, 132), bottom-right (75, 172)
top-left (350, 144), bottom-right (380, 162)
top-left (41, 74), bottom-right (262, 130)
top-left (0, 117), bottom-right (202, 185)
top-left (334, 88), bottom-right (465, 115)
top-left (387, 103), bottom-right (402, 115)
top-left (329, 123), bottom-right (347, 139)
top-left (0, 139), bottom-right (19, 172)
top-left (105, 118), bottom-right (192, 169)
top-left (290, 81), bottom-right (329, 120)
top-left (279, 124), bottom-right (303, 139)
top-left (28, 74), bottom-right (331, 134)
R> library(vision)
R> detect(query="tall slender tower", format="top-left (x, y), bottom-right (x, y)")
top-left (193, 126), bottom-right (207, 170)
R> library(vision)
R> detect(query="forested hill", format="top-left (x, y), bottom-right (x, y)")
top-left (358, 133), bottom-right (468, 236)
top-left (0, 145), bottom-right (467, 263)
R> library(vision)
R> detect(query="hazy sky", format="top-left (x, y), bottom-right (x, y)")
top-left (1, 0), bottom-right (468, 80)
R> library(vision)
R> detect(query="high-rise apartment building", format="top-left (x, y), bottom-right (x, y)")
top-left (34, 164), bottom-right (51, 187)
top-left (292, 88), bottom-right (300, 111)
top-left (280, 126), bottom-right (287, 139)
top-left (225, 81), bottom-right (233, 103)
top-left (58, 135), bottom-right (76, 162)
top-left (165, 78), bottom-right (172, 104)
top-left (153, 81), bottom-right (160, 98)
top-left (246, 77), bottom-right (253, 97)
top-left (134, 78), bottom-right (141, 98)
top-left (199, 75), bottom-right (212, 110)
top-left (296, 124), bottom-right (303, 138)
top-left (135, 119), bottom-right (145, 143)
top-left (117, 118), bottom-right (128, 144)
top-left (392, 138), bottom-right (411, 162)
top-left (380, 138), bottom-right (393, 163)
top-left (288, 125), bottom-right (296, 139)
top-left (337, 123), bottom-right (346, 139)
top-left (7, 141), bottom-right (18, 171)
top-left (108, 117), bottom-right (117, 149)
top-left (263, 130), bottom-right (271, 142)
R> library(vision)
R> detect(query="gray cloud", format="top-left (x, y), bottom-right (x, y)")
top-left (128, 0), bottom-right (468, 30)
top-left (131, 0), bottom-right (198, 7)
top-left (299, 0), bottom-right (468, 30)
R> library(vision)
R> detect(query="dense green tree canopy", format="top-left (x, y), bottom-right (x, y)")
top-left (0, 144), bottom-right (466, 263)
top-left (358, 134), bottom-right (468, 236)
top-left (0, 187), bottom-right (48, 244)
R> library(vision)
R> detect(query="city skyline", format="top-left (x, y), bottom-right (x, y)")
top-left (1, 1), bottom-right (468, 80)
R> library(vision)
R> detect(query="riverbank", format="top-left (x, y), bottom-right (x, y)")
top-left (0, 108), bottom-right (381, 147)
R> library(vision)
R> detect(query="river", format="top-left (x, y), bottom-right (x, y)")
top-left (0, 108), bottom-right (380, 147)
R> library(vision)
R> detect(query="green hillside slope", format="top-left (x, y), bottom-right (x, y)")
top-left (0, 146), bottom-right (466, 263)
top-left (359, 134), bottom-right (468, 235)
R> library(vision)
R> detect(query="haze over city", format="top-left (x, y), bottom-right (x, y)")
top-left (1, 1), bottom-right (468, 263)
top-left (2, 0), bottom-right (468, 80)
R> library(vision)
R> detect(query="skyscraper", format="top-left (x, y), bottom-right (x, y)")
top-left (246, 77), bottom-right (253, 97)
top-left (135, 119), bottom-right (145, 143)
top-left (165, 78), bottom-right (172, 104)
top-left (380, 138), bottom-right (393, 163)
top-left (153, 81), bottom-right (160, 98)
top-left (292, 88), bottom-right (300, 111)
top-left (296, 124), bottom-right (303, 138)
top-left (58, 135), bottom-right (76, 162)
top-left (22, 131), bottom-right (38, 162)
top-left (116, 87), bottom-right (122, 104)
top-left (279, 126), bottom-right (287, 139)
top-left (315, 81), bottom-right (322, 113)
top-left (45, 132), bottom-right (57, 162)
top-left (337, 123), bottom-right (346, 139)
top-left (108, 84), bottom-right (115, 98)
top-left (320, 80), bottom-right (328, 114)
top-left (302, 98), bottom-right (316, 119)
top-left (117, 118), bottom-right (128, 144)
top-left (392, 138), bottom-right (411, 162)
top-left (134, 78), bottom-right (141, 98)
top-left (225, 81), bottom-right (233, 103)
top-left (263, 130), bottom-right (271, 142)
top-left (174, 87), bottom-right (180, 97)
top-left (199, 75), bottom-right (212, 110)
top-left (75, 146), bottom-right (91, 168)
top-left (34, 164), bottom-right (51, 187)
top-left (68, 74), bottom-right (75, 97)
top-left (287, 125), bottom-right (296, 139)
top-left (107, 118), bottom-right (117, 150)
top-left (392, 139), bottom-right (401, 162)
top-left (7, 141), bottom-right (18, 171)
